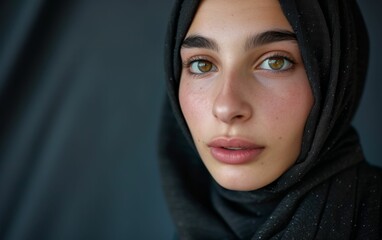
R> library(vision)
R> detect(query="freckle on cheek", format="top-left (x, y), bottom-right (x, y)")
top-left (278, 136), bottom-right (283, 140)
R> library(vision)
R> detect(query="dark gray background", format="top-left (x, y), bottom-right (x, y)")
top-left (0, 0), bottom-right (380, 239)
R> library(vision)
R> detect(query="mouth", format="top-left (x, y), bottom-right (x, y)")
top-left (223, 147), bottom-right (246, 150)
top-left (207, 137), bottom-right (264, 164)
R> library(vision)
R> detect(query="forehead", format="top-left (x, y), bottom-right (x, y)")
top-left (187, 0), bottom-right (293, 36)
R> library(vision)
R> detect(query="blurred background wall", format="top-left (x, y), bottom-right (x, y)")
top-left (0, 0), bottom-right (380, 239)
top-left (354, 0), bottom-right (382, 168)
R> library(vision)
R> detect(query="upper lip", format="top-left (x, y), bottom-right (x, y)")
top-left (207, 137), bottom-right (263, 150)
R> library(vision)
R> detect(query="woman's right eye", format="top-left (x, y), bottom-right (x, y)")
top-left (189, 60), bottom-right (216, 74)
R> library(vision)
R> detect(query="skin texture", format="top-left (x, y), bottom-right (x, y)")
top-left (179, 0), bottom-right (314, 191)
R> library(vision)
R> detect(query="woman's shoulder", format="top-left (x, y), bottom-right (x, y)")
top-left (357, 161), bottom-right (382, 184)
top-left (349, 161), bottom-right (382, 238)
top-left (354, 161), bottom-right (382, 196)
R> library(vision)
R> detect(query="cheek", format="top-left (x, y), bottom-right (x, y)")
top-left (179, 80), bottom-right (210, 134)
top-left (260, 72), bottom-right (313, 145)
top-left (285, 75), bottom-right (314, 130)
top-left (283, 92), bottom-right (312, 151)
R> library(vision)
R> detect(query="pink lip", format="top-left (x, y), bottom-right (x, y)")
top-left (207, 137), bottom-right (264, 165)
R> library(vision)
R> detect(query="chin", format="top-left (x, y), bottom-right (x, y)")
top-left (218, 182), bottom-right (263, 191)
top-left (211, 167), bottom-right (274, 191)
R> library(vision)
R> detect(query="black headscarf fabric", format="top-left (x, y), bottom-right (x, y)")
top-left (159, 0), bottom-right (382, 239)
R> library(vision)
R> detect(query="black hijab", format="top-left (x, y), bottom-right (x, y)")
top-left (159, 0), bottom-right (382, 239)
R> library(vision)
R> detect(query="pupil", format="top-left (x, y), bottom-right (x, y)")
top-left (198, 61), bottom-right (212, 72)
top-left (268, 58), bottom-right (284, 70)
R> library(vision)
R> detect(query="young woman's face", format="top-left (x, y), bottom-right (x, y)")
top-left (179, 0), bottom-right (313, 191)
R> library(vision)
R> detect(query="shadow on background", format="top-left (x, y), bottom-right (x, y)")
top-left (0, 0), bottom-right (379, 239)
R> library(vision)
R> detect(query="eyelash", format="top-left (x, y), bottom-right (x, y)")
top-left (182, 53), bottom-right (296, 77)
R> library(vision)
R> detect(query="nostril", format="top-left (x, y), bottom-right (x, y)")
top-left (234, 114), bottom-right (245, 120)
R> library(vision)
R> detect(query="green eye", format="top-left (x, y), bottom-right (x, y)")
top-left (259, 56), bottom-right (293, 71)
top-left (190, 60), bottom-right (216, 74)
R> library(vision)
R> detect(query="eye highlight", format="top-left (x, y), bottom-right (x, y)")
top-left (258, 56), bottom-right (294, 72)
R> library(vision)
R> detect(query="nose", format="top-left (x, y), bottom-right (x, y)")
top-left (212, 75), bottom-right (252, 124)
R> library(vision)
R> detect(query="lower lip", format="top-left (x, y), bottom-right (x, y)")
top-left (209, 147), bottom-right (264, 165)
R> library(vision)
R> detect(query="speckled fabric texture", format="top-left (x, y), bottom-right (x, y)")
top-left (159, 0), bottom-right (382, 239)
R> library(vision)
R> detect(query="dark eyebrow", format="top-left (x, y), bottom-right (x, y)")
top-left (181, 30), bottom-right (296, 52)
top-left (181, 35), bottom-right (219, 52)
top-left (245, 30), bottom-right (297, 51)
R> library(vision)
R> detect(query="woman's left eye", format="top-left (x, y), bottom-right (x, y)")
top-left (258, 56), bottom-right (294, 71)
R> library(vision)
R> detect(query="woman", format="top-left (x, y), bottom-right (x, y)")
top-left (159, 0), bottom-right (382, 239)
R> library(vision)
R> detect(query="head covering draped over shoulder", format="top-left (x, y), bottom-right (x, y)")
top-left (159, 0), bottom-right (382, 239)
